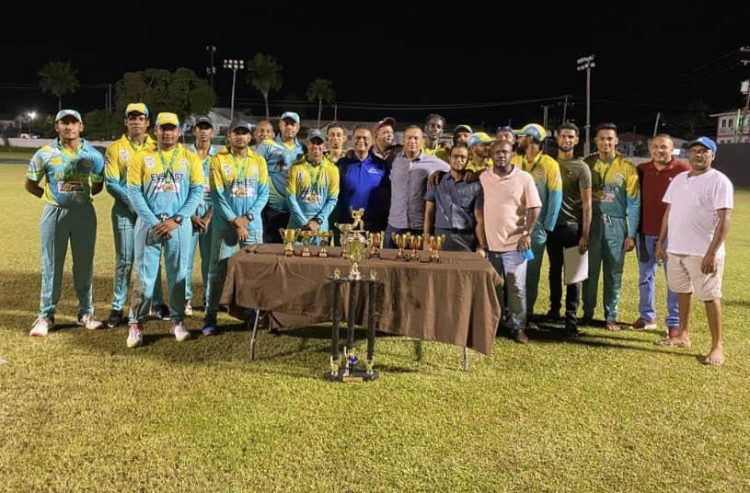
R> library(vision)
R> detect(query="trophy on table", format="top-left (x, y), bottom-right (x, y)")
top-left (409, 234), bottom-right (424, 261)
top-left (279, 228), bottom-right (299, 257)
top-left (367, 231), bottom-right (383, 258)
top-left (428, 234), bottom-right (446, 263)
top-left (350, 207), bottom-right (365, 231)
top-left (335, 223), bottom-right (353, 258)
top-left (317, 231), bottom-right (332, 257)
top-left (392, 233), bottom-right (408, 260)
top-left (346, 232), bottom-right (366, 280)
top-left (300, 230), bottom-right (314, 257)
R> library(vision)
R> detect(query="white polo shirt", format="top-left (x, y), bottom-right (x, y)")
top-left (663, 168), bottom-right (733, 258)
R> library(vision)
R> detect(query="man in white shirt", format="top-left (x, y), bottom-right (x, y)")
top-left (655, 137), bottom-right (733, 366)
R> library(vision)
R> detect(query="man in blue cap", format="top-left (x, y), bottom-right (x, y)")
top-left (104, 103), bottom-right (170, 328)
top-left (255, 111), bottom-right (306, 243)
top-left (27, 110), bottom-right (106, 336)
top-left (655, 136), bottom-right (733, 366)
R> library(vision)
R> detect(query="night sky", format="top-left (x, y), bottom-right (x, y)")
top-left (2, 4), bottom-right (748, 137)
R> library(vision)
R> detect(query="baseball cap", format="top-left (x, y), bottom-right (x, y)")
top-left (515, 123), bottom-right (547, 142)
top-left (194, 116), bottom-right (213, 128)
top-left (280, 111), bottom-right (300, 124)
top-left (453, 124), bottom-right (473, 134)
top-left (373, 116), bottom-right (396, 132)
top-left (155, 112), bottom-right (180, 127)
top-left (467, 132), bottom-right (495, 148)
top-left (55, 109), bottom-right (82, 123)
top-left (307, 128), bottom-right (325, 143)
top-left (495, 125), bottom-right (514, 134)
top-left (228, 119), bottom-right (253, 133)
top-left (125, 103), bottom-right (149, 117)
top-left (687, 136), bottom-right (717, 154)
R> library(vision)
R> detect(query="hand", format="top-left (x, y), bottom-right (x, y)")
top-left (236, 227), bottom-right (249, 242)
top-left (427, 171), bottom-right (445, 189)
top-left (191, 215), bottom-right (206, 233)
top-left (476, 246), bottom-right (487, 259)
top-left (307, 220), bottom-right (321, 233)
top-left (517, 235), bottom-right (531, 252)
top-left (202, 211), bottom-right (213, 229)
top-left (154, 219), bottom-right (178, 239)
top-left (701, 251), bottom-right (717, 274)
top-left (232, 215), bottom-right (249, 230)
top-left (623, 236), bottom-right (635, 252)
top-left (655, 242), bottom-right (667, 263)
top-left (578, 235), bottom-right (589, 254)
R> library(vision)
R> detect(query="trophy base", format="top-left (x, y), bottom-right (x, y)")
top-left (318, 252), bottom-right (328, 258)
top-left (324, 367), bottom-right (379, 382)
top-left (301, 250), bottom-right (311, 257)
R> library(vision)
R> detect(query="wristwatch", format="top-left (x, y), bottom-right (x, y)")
top-left (245, 213), bottom-right (254, 222)
top-left (310, 217), bottom-right (322, 225)
top-left (520, 230), bottom-right (529, 237)
top-left (171, 215), bottom-right (183, 225)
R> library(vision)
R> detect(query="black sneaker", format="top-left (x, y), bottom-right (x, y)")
top-left (149, 303), bottom-right (171, 320)
top-left (563, 323), bottom-right (580, 338)
top-left (545, 310), bottom-right (561, 322)
top-left (107, 309), bottom-right (124, 328)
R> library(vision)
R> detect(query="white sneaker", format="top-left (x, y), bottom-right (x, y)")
top-left (29, 316), bottom-right (54, 337)
top-left (171, 322), bottom-right (190, 342)
top-left (184, 300), bottom-right (193, 317)
top-left (78, 312), bottom-right (104, 330)
top-left (126, 323), bottom-right (143, 348)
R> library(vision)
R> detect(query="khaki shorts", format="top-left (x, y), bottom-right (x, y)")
top-left (667, 253), bottom-right (724, 301)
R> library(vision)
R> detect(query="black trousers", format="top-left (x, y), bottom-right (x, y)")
top-left (546, 223), bottom-right (581, 325)
top-left (262, 207), bottom-right (291, 244)
top-left (435, 228), bottom-right (476, 252)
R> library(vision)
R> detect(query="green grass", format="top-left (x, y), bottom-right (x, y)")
top-left (1, 164), bottom-right (748, 492)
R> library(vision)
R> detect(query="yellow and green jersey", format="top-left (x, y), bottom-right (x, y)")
top-left (27, 139), bottom-right (105, 208)
top-left (517, 152), bottom-right (563, 232)
top-left (210, 148), bottom-right (270, 232)
top-left (255, 136), bottom-right (306, 211)
top-left (286, 160), bottom-right (340, 230)
top-left (105, 134), bottom-right (156, 211)
top-left (584, 153), bottom-right (641, 237)
top-left (126, 144), bottom-right (204, 226)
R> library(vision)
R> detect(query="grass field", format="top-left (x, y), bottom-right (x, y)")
top-left (0, 162), bottom-right (748, 492)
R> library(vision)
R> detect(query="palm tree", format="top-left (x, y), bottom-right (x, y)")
top-left (247, 54), bottom-right (283, 119)
top-left (306, 78), bottom-right (335, 128)
top-left (38, 61), bottom-right (80, 110)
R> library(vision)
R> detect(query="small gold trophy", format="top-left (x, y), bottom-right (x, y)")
top-left (279, 228), bottom-right (299, 257)
top-left (335, 223), bottom-right (353, 258)
top-left (392, 233), bottom-right (407, 260)
top-left (300, 230), bottom-right (313, 257)
top-left (347, 233), bottom-right (366, 280)
top-left (318, 231), bottom-right (332, 257)
top-left (367, 231), bottom-right (382, 258)
top-left (410, 234), bottom-right (423, 261)
top-left (429, 234), bottom-right (445, 263)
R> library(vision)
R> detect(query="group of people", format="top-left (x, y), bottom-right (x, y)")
top-left (24, 107), bottom-right (733, 365)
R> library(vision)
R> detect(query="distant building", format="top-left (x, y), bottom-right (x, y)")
top-left (710, 108), bottom-right (750, 144)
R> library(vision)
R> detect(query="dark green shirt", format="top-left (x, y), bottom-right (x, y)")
top-left (556, 157), bottom-right (591, 227)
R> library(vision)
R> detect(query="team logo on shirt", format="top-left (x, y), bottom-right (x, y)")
top-left (223, 164), bottom-right (232, 176)
top-left (613, 172), bottom-right (625, 185)
top-left (144, 156), bottom-right (155, 168)
top-left (119, 149), bottom-right (130, 162)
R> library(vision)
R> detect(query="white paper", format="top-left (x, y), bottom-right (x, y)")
top-left (564, 247), bottom-right (588, 285)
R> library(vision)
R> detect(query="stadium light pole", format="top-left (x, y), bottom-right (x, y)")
top-left (577, 55), bottom-right (596, 155)
top-left (26, 111), bottom-right (37, 134)
top-left (223, 59), bottom-right (245, 121)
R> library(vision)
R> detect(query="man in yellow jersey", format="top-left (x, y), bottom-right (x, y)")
top-left (26, 110), bottom-right (106, 336)
top-left (125, 112), bottom-right (203, 347)
top-left (286, 129), bottom-right (340, 233)
top-left (203, 119), bottom-right (269, 335)
top-left (104, 103), bottom-right (170, 327)
top-left (466, 132), bottom-right (495, 171)
top-left (423, 113), bottom-right (448, 159)
top-left (513, 123), bottom-right (563, 327)
top-left (582, 123), bottom-right (640, 330)
top-left (324, 121), bottom-right (348, 166)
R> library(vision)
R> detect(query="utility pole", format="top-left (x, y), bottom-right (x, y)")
top-left (562, 94), bottom-right (570, 123)
top-left (206, 45), bottom-right (217, 89)
top-left (541, 104), bottom-right (552, 130)
top-left (653, 112), bottom-right (661, 137)
top-left (577, 55), bottom-right (596, 155)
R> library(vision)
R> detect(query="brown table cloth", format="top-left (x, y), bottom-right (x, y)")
top-left (220, 245), bottom-right (502, 356)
